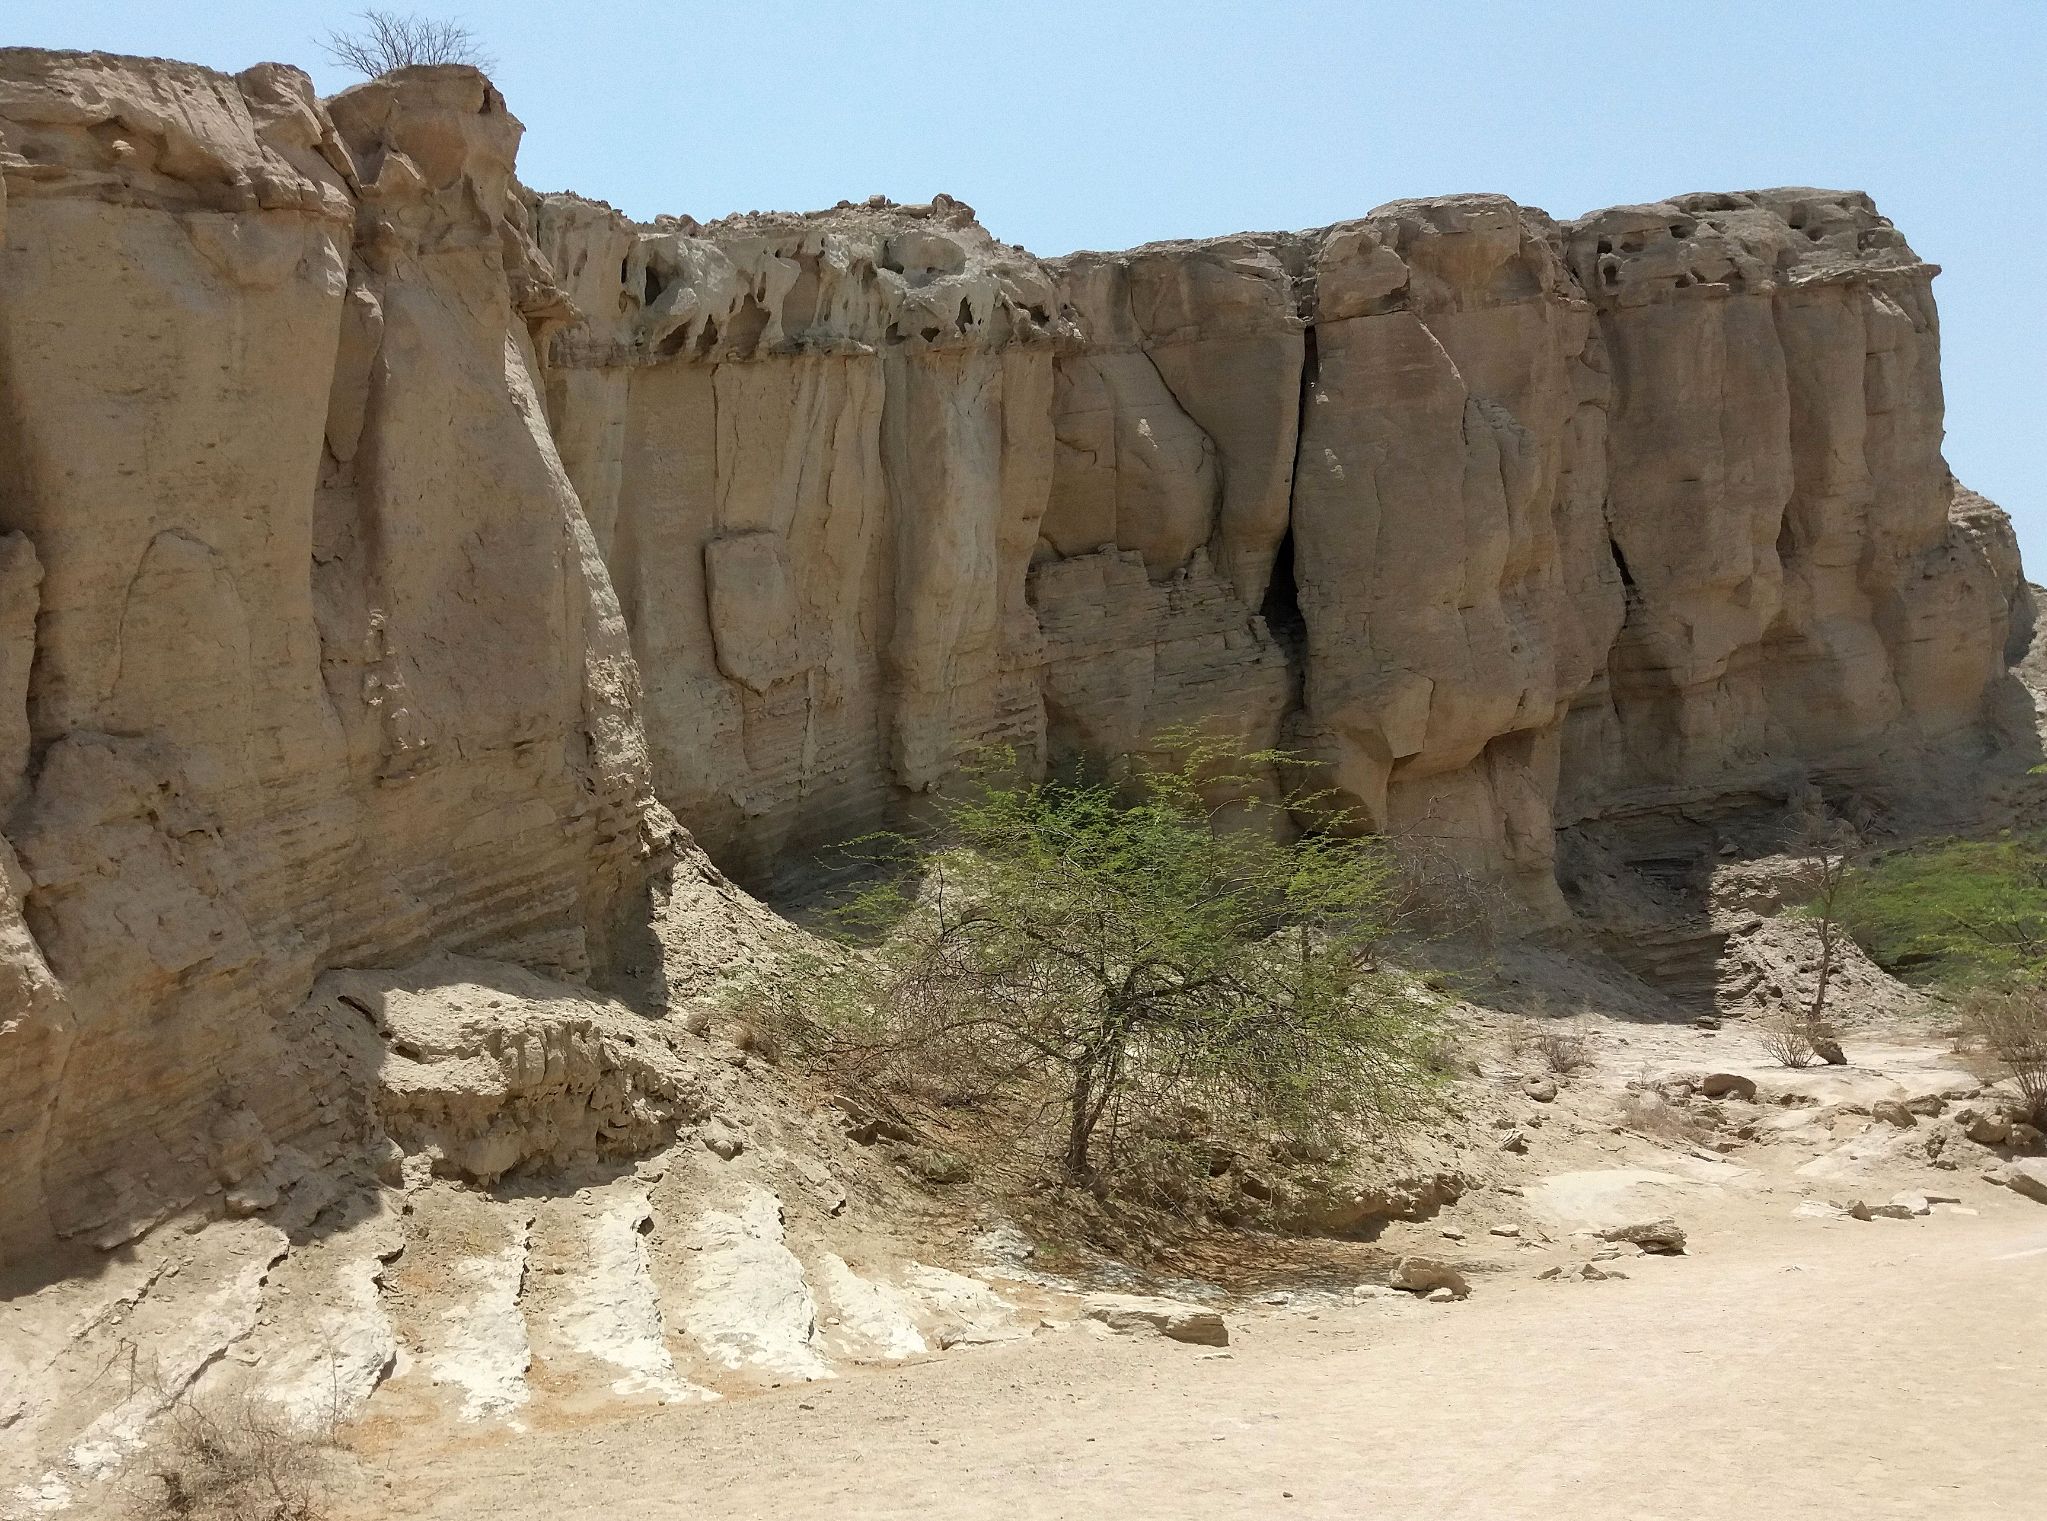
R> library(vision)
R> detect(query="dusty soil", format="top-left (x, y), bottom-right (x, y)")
top-left (332, 1005), bottom-right (2047, 1521)
top-left (341, 1202), bottom-right (2045, 1521)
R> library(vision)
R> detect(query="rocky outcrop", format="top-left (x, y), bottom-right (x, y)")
top-left (533, 183), bottom-right (2027, 902)
top-left (0, 53), bottom-right (677, 1263)
top-left (0, 46), bottom-right (2029, 1264)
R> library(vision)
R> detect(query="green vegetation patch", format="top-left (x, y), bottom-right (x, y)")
top-left (1839, 834), bottom-right (2047, 987)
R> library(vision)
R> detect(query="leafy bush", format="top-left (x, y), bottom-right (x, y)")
top-left (738, 738), bottom-right (1443, 1181)
top-left (1837, 834), bottom-right (2047, 987)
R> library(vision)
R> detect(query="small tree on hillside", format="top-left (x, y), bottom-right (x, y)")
top-left (320, 9), bottom-right (494, 78)
top-left (741, 737), bottom-right (1442, 1182)
top-left (1792, 810), bottom-right (1858, 1032)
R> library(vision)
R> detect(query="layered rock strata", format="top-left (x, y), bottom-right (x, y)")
top-left (0, 54), bottom-right (675, 1262)
top-left (0, 48), bottom-right (2028, 1265)
top-left (531, 183), bottom-right (2025, 894)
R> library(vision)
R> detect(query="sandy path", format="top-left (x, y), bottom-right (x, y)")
top-left (347, 1205), bottom-right (2047, 1520)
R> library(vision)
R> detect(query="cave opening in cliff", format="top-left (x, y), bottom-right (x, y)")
top-left (1261, 527), bottom-right (1307, 660)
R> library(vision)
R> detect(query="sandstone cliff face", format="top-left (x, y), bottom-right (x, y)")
top-left (0, 54), bottom-right (673, 1260)
top-left (532, 182), bottom-right (2024, 901)
top-left (0, 49), bottom-right (2027, 1265)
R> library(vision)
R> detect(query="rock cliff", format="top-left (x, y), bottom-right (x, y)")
top-left (0, 53), bottom-right (675, 1263)
top-left (0, 50), bottom-right (2029, 1266)
top-left (531, 181), bottom-right (2025, 896)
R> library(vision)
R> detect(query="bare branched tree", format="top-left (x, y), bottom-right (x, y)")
top-left (1961, 982), bottom-right (2047, 1125)
top-left (319, 9), bottom-right (495, 78)
top-left (1791, 810), bottom-right (1858, 1031)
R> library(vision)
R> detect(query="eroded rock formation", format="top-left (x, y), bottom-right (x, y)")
top-left (531, 180), bottom-right (2026, 898)
top-left (0, 48), bottom-right (2029, 1266)
top-left (0, 53), bottom-right (676, 1261)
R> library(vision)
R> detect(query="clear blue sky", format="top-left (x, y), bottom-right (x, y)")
top-left (10, 1), bottom-right (2043, 571)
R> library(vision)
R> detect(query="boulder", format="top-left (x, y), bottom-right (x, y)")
top-left (1871, 1099), bottom-right (1917, 1129)
top-left (1522, 1076), bottom-right (1559, 1103)
top-left (701, 1118), bottom-right (746, 1161)
top-left (1699, 1073), bottom-right (1758, 1102)
top-left (1388, 1257), bottom-right (1471, 1299)
top-left (1812, 1037), bottom-right (1847, 1066)
top-left (1957, 1107), bottom-right (2012, 1147)
top-left (1597, 1219), bottom-right (1687, 1254)
top-left (1996, 1158), bottom-right (2047, 1205)
top-left (1280, 1170), bottom-right (1465, 1236)
top-left (1082, 1294), bottom-right (1229, 1346)
top-left (1848, 1197), bottom-right (1922, 1220)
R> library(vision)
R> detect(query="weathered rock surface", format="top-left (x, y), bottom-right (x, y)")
top-left (533, 180), bottom-right (2029, 910)
top-left (0, 44), bottom-right (2031, 1268)
top-left (300, 954), bottom-right (711, 1185)
top-left (0, 52), bottom-right (681, 1264)
top-left (1996, 1158), bottom-right (2047, 1205)
top-left (1387, 1257), bottom-right (1472, 1299)
top-left (1598, 1218), bottom-right (1688, 1254)
top-left (1082, 1294), bottom-right (1230, 1346)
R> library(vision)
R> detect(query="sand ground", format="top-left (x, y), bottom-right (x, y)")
top-left (342, 1201), bottom-right (2046, 1521)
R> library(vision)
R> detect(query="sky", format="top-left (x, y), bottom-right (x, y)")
top-left (9, 0), bottom-right (2043, 569)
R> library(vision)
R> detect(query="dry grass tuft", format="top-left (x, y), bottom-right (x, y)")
top-left (1757, 1012), bottom-right (1818, 1069)
top-left (1959, 983), bottom-right (2047, 1124)
top-left (1511, 1019), bottom-right (1592, 1075)
top-left (131, 1387), bottom-right (336, 1521)
top-left (1615, 1090), bottom-right (1711, 1146)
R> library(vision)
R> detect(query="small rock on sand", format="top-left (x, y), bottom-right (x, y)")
top-left (1598, 1219), bottom-right (1686, 1254)
top-left (1958, 1108), bottom-right (2011, 1147)
top-left (1389, 1258), bottom-right (1471, 1299)
top-left (1082, 1294), bottom-right (1229, 1346)
top-left (1993, 1157), bottom-right (2047, 1204)
top-left (1848, 1196), bottom-right (1925, 1221)
top-left (1700, 1073), bottom-right (1757, 1101)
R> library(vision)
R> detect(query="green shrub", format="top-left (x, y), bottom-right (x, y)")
top-left (736, 735), bottom-right (1444, 1181)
